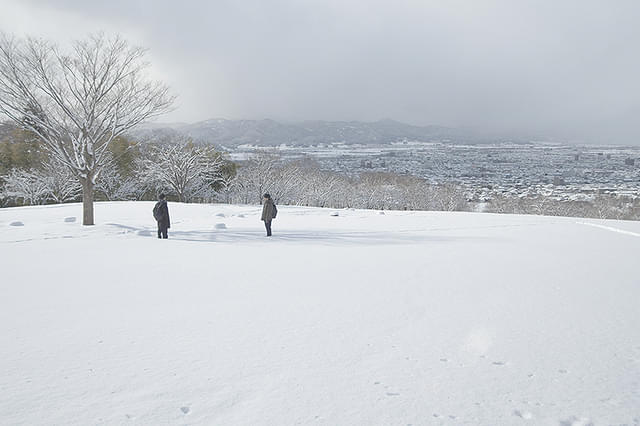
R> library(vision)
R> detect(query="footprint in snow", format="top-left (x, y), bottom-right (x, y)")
top-left (216, 213), bottom-right (226, 217)
top-left (9, 221), bottom-right (24, 226)
top-left (492, 361), bottom-right (506, 366)
top-left (180, 406), bottom-right (190, 414)
top-left (215, 223), bottom-right (227, 229)
top-left (64, 217), bottom-right (76, 223)
top-left (439, 358), bottom-right (448, 362)
top-left (558, 369), bottom-right (569, 374)
top-left (513, 410), bottom-right (533, 419)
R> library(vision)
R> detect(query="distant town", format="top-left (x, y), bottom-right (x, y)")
top-left (224, 141), bottom-right (640, 203)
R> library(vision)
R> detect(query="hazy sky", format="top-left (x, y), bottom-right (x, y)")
top-left (1, 0), bottom-right (639, 143)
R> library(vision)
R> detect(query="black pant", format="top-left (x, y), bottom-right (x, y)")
top-left (264, 220), bottom-right (272, 236)
top-left (158, 226), bottom-right (168, 239)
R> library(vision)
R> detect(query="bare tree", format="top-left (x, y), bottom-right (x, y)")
top-left (43, 157), bottom-right (82, 203)
top-left (216, 172), bottom-right (237, 204)
top-left (235, 154), bottom-right (279, 204)
top-left (94, 157), bottom-right (139, 201)
top-left (433, 183), bottom-right (469, 212)
top-left (0, 33), bottom-right (174, 224)
top-left (1, 168), bottom-right (50, 205)
top-left (233, 154), bottom-right (303, 204)
top-left (299, 167), bottom-right (342, 207)
top-left (136, 142), bottom-right (225, 202)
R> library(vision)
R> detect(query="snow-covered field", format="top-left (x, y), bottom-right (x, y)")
top-left (1, 202), bottom-right (639, 425)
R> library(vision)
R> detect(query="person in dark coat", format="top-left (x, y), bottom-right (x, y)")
top-left (153, 194), bottom-right (170, 239)
top-left (261, 193), bottom-right (276, 236)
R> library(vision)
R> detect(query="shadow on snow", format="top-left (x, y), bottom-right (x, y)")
top-left (105, 223), bottom-right (488, 246)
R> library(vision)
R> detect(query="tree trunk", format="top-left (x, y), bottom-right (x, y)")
top-left (81, 178), bottom-right (95, 226)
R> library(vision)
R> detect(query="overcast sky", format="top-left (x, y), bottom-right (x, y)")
top-left (1, 0), bottom-right (639, 143)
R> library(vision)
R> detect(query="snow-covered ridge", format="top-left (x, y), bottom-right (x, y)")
top-left (135, 118), bottom-right (486, 146)
top-left (1, 202), bottom-right (639, 425)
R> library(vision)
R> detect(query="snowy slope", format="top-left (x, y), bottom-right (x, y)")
top-left (1, 202), bottom-right (639, 425)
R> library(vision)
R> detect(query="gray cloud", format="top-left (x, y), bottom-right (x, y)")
top-left (2, 0), bottom-right (640, 143)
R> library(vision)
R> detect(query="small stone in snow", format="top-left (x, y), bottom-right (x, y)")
top-left (9, 221), bottom-right (24, 226)
top-left (215, 223), bottom-right (227, 229)
top-left (513, 410), bottom-right (533, 419)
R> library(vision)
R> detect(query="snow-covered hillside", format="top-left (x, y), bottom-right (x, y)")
top-left (1, 202), bottom-right (639, 425)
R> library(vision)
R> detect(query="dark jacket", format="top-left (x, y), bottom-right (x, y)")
top-left (154, 200), bottom-right (170, 229)
top-left (261, 199), bottom-right (276, 222)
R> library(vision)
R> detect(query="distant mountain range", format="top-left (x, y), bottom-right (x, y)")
top-left (135, 118), bottom-right (524, 146)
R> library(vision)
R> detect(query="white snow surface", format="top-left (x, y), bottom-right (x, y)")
top-left (1, 202), bottom-right (639, 425)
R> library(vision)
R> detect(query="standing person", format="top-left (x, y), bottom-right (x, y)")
top-left (261, 193), bottom-right (277, 237)
top-left (153, 193), bottom-right (170, 239)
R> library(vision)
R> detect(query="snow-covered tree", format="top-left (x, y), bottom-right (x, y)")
top-left (136, 142), bottom-right (226, 202)
top-left (587, 194), bottom-right (632, 220)
top-left (233, 154), bottom-right (281, 204)
top-left (432, 183), bottom-right (469, 212)
top-left (94, 157), bottom-right (139, 201)
top-left (215, 172), bottom-right (237, 204)
top-left (298, 167), bottom-right (342, 208)
top-left (236, 154), bottom-right (340, 206)
top-left (1, 155), bottom-right (82, 205)
top-left (1, 168), bottom-right (50, 205)
top-left (43, 157), bottom-right (82, 203)
top-left (0, 33), bottom-right (174, 224)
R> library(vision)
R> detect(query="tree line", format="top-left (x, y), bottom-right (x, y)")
top-left (0, 129), bottom-right (236, 206)
top-left (2, 127), bottom-right (639, 221)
